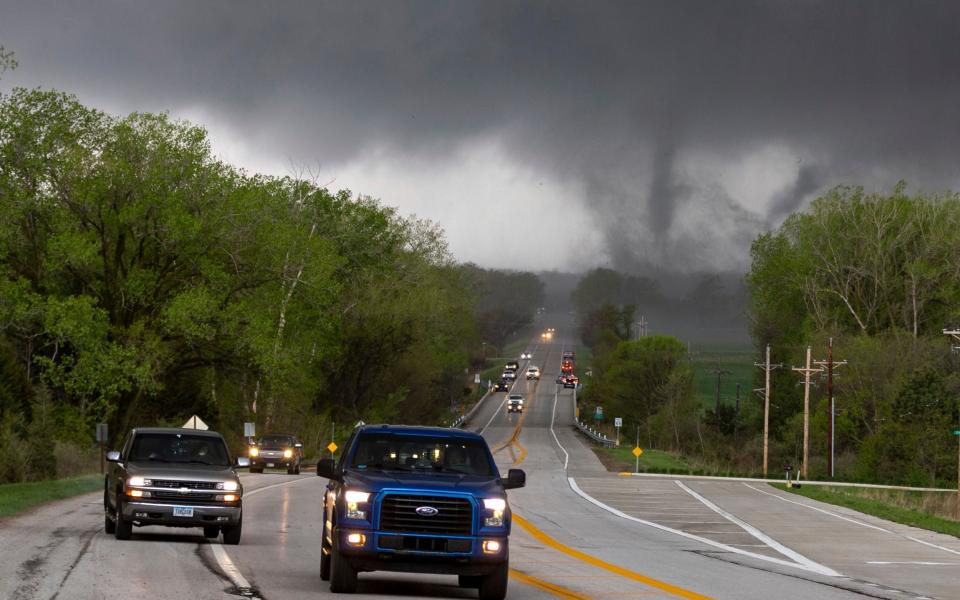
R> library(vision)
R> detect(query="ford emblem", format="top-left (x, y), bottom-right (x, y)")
top-left (415, 506), bottom-right (439, 517)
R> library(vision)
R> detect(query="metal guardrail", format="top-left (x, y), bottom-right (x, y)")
top-left (575, 420), bottom-right (615, 447)
top-left (450, 388), bottom-right (493, 429)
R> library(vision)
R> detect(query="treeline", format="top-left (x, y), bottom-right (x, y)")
top-left (463, 265), bottom-right (544, 353)
top-left (576, 184), bottom-right (960, 487)
top-left (0, 88), bottom-right (542, 482)
top-left (748, 183), bottom-right (960, 486)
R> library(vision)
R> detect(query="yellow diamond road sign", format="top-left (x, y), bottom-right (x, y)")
top-left (632, 447), bottom-right (643, 457)
top-left (327, 442), bottom-right (338, 454)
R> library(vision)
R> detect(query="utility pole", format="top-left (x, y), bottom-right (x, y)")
top-left (814, 338), bottom-right (847, 478)
top-left (792, 346), bottom-right (822, 479)
top-left (709, 365), bottom-right (732, 425)
top-left (942, 328), bottom-right (960, 515)
top-left (755, 344), bottom-right (782, 477)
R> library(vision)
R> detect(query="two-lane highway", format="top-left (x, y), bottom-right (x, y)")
top-left (1, 328), bottom-right (958, 599)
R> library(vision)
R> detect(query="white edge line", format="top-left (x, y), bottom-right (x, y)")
top-left (210, 543), bottom-right (253, 590)
top-left (550, 387), bottom-right (569, 471)
top-left (743, 483), bottom-right (960, 558)
top-left (480, 394), bottom-right (509, 434)
top-left (566, 476), bottom-right (841, 577)
top-left (742, 483), bottom-right (892, 533)
top-left (675, 481), bottom-right (839, 576)
top-left (624, 471), bottom-right (954, 493)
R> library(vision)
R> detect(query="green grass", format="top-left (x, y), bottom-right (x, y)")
top-left (0, 474), bottom-right (102, 519)
top-left (593, 446), bottom-right (696, 473)
top-left (691, 350), bottom-right (756, 411)
top-left (774, 483), bottom-right (960, 539)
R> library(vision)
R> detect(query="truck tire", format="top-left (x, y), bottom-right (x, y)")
top-left (222, 516), bottom-right (242, 545)
top-left (478, 559), bottom-right (508, 600)
top-left (329, 539), bottom-right (358, 593)
top-left (203, 525), bottom-right (220, 538)
top-left (103, 489), bottom-right (116, 534)
top-left (114, 498), bottom-right (132, 540)
top-left (320, 544), bottom-right (331, 581)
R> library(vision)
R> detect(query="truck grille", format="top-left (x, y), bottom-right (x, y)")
top-left (379, 494), bottom-right (473, 535)
top-left (151, 480), bottom-right (219, 490)
top-left (151, 490), bottom-right (216, 503)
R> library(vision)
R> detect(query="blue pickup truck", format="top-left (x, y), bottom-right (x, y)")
top-left (316, 424), bottom-right (526, 600)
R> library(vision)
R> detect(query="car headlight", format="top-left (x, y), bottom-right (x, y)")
top-left (219, 481), bottom-right (239, 492)
top-left (344, 490), bottom-right (371, 520)
top-left (249, 447), bottom-right (259, 457)
top-left (128, 476), bottom-right (152, 487)
top-left (283, 449), bottom-right (294, 459)
top-left (483, 498), bottom-right (506, 527)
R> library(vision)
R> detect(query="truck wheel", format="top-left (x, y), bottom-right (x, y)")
top-left (478, 560), bottom-right (508, 600)
top-left (222, 516), bottom-right (242, 545)
top-left (103, 489), bottom-right (116, 534)
top-left (320, 543), bottom-right (331, 581)
top-left (114, 499), bottom-right (132, 540)
top-left (203, 525), bottom-right (220, 539)
top-left (287, 466), bottom-right (296, 475)
top-left (329, 540), bottom-right (358, 593)
top-left (294, 464), bottom-right (301, 475)
top-left (458, 575), bottom-right (481, 588)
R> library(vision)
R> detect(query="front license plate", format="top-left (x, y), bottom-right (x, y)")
top-left (266, 463), bottom-right (275, 468)
top-left (173, 506), bottom-right (194, 517)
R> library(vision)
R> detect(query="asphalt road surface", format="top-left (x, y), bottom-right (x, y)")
top-left (1, 330), bottom-right (958, 599)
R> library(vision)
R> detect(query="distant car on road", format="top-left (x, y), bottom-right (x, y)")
top-left (249, 433), bottom-right (303, 474)
top-left (520, 352), bottom-right (532, 360)
top-left (504, 360), bottom-right (520, 371)
top-left (507, 394), bottom-right (524, 413)
top-left (492, 379), bottom-right (510, 392)
top-left (501, 369), bottom-right (517, 381)
top-left (525, 366), bottom-right (540, 380)
top-left (563, 374), bottom-right (579, 389)
top-left (104, 427), bottom-right (248, 543)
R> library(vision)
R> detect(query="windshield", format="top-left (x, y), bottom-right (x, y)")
top-left (128, 433), bottom-right (231, 466)
top-left (258, 435), bottom-right (294, 447)
top-left (350, 434), bottom-right (494, 476)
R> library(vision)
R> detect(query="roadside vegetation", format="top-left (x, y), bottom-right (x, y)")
top-left (575, 185), bottom-right (960, 489)
top-left (774, 484), bottom-right (960, 539)
top-left (0, 474), bottom-right (101, 518)
top-left (0, 87), bottom-right (543, 483)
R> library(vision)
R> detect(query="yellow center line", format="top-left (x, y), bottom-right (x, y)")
top-left (512, 514), bottom-right (712, 600)
top-left (510, 568), bottom-right (593, 599)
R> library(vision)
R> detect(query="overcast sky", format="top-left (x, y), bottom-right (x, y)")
top-left (2, 1), bottom-right (960, 273)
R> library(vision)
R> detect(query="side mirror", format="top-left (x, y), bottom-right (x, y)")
top-left (236, 456), bottom-right (251, 468)
top-left (502, 468), bottom-right (526, 489)
top-left (316, 458), bottom-right (340, 481)
top-left (105, 450), bottom-right (121, 463)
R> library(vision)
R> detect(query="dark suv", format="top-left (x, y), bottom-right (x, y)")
top-left (316, 425), bottom-right (525, 600)
top-left (248, 433), bottom-right (303, 474)
top-left (103, 427), bottom-right (249, 543)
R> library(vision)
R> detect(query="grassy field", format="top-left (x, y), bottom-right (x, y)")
top-left (0, 474), bottom-right (102, 519)
top-left (592, 445), bottom-right (696, 474)
top-left (690, 350), bottom-right (756, 411)
top-left (775, 483), bottom-right (960, 538)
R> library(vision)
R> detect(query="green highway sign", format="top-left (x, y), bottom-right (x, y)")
top-left (953, 430), bottom-right (960, 436)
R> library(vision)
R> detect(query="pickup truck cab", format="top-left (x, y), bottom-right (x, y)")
top-left (104, 427), bottom-right (249, 543)
top-left (317, 425), bottom-right (525, 600)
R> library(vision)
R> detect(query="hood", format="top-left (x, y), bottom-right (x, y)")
top-left (125, 461), bottom-right (239, 483)
top-left (343, 469), bottom-right (503, 497)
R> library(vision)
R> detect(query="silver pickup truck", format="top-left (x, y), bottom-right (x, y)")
top-left (103, 427), bottom-right (249, 544)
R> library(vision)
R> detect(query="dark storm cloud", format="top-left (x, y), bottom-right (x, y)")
top-left (3, 0), bottom-right (960, 272)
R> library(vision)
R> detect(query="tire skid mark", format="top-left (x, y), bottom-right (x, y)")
top-left (196, 543), bottom-right (266, 599)
top-left (49, 525), bottom-right (100, 600)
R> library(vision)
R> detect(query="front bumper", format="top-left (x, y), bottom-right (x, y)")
top-left (122, 501), bottom-right (241, 527)
top-left (335, 528), bottom-right (507, 576)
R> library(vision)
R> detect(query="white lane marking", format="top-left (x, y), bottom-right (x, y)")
top-left (243, 476), bottom-right (313, 498)
top-left (210, 543), bottom-right (256, 593)
top-left (905, 536), bottom-right (960, 557)
top-left (566, 477), bottom-right (842, 577)
top-left (742, 483), bottom-right (891, 533)
top-left (480, 394), bottom-right (509, 434)
top-left (549, 388), bottom-right (569, 471)
top-left (866, 561), bottom-right (959, 566)
top-left (744, 482), bottom-right (960, 558)
top-left (675, 481), bottom-right (837, 575)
